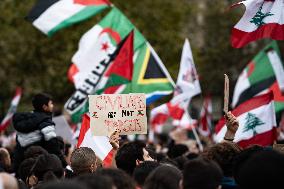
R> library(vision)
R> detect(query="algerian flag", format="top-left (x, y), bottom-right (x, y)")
top-left (215, 92), bottom-right (277, 148)
top-left (66, 7), bottom-right (174, 122)
top-left (231, 0), bottom-right (284, 48)
top-left (26, 0), bottom-right (111, 36)
top-left (232, 41), bottom-right (284, 114)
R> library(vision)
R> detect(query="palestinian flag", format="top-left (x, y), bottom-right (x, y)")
top-left (231, 0), bottom-right (284, 48)
top-left (96, 30), bottom-right (134, 94)
top-left (77, 114), bottom-right (113, 167)
top-left (215, 92), bottom-right (277, 148)
top-left (0, 88), bottom-right (22, 131)
top-left (66, 8), bottom-right (174, 122)
top-left (232, 41), bottom-right (284, 114)
top-left (26, 0), bottom-right (111, 36)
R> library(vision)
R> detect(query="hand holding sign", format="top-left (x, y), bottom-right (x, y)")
top-left (109, 129), bottom-right (121, 150)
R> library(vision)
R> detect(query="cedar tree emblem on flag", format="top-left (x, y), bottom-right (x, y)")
top-left (250, 3), bottom-right (273, 27)
top-left (243, 113), bottom-right (265, 136)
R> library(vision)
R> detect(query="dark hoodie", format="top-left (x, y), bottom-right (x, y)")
top-left (12, 111), bottom-right (67, 174)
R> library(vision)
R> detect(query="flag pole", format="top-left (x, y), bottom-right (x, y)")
top-left (185, 109), bottom-right (203, 151)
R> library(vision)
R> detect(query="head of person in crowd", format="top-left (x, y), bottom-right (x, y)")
top-left (182, 158), bottom-right (223, 189)
top-left (24, 146), bottom-right (48, 160)
top-left (39, 180), bottom-right (87, 189)
top-left (0, 148), bottom-right (11, 172)
top-left (70, 147), bottom-right (97, 176)
top-left (133, 161), bottom-right (160, 188)
top-left (233, 145), bottom-right (264, 184)
top-left (0, 172), bottom-right (19, 189)
top-left (115, 141), bottom-right (153, 175)
top-left (75, 173), bottom-right (115, 189)
top-left (96, 168), bottom-right (136, 189)
top-left (201, 142), bottom-right (242, 178)
top-left (167, 144), bottom-right (189, 159)
top-left (237, 150), bottom-right (284, 189)
top-left (143, 165), bottom-right (182, 189)
top-left (18, 158), bottom-right (36, 185)
top-left (26, 154), bottom-right (64, 188)
top-left (32, 93), bottom-right (53, 113)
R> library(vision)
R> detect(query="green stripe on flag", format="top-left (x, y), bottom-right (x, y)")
top-left (48, 5), bottom-right (109, 36)
top-left (247, 41), bottom-right (281, 85)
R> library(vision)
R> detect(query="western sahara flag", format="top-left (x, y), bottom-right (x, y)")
top-left (215, 92), bottom-right (277, 148)
top-left (232, 41), bottom-right (284, 113)
top-left (0, 88), bottom-right (22, 131)
top-left (66, 8), bottom-right (174, 122)
top-left (77, 114), bottom-right (113, 166)
top-left (231, 0), bottom-right (284, 48)
top-left (26, 0), bottom-right (111, 36)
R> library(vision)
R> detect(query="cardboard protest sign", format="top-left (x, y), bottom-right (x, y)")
top-left (224, 74), bottom-right (229, 114)
top-left (89, 94), bottom-right (147, 136)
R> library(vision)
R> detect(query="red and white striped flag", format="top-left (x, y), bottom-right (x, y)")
top-left (0, 88), bottom-right (22, 131)
top-left (77, 114), bottom-right (114, 166)
top-left (214, 92), bottom-right (277, 148)
top-left (198, 96), bottom-right (213, 137)
top-left (231, 0), bottom-right (284, 48)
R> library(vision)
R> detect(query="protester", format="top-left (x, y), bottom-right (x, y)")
top-left (12, 93), bottom-right (67, 173)
top-left (18, 158), bottom-right (36, 187)
top-left (70, 147), bottom-right (97, 177)
top-left (115, 141), bottom-right (154, 175)
top-left (133, 161), bottom-right (160, 188)
top-left (143, 165), bottom-right (182, 189)
top-left (237, 150), bottom-right (284, 189)
top-left (26, 154), bottom-right (64, 188)
top-left (182, 158), bottom-right (223, 189)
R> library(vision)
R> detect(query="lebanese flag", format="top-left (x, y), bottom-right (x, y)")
top-left (0, 88), bottom-right (22, 132)
top-left (215, 92), bottom-right (277, 148)
top-left (150, 104), bottom-right (169, 133)
top-left (26, 0), bottom-right (111, 36)
top-left (231, 0), bottom-right (284, 48)
top-left (77, 114), bottom-right (113, 167)
top-left (198, 95), bottom-right (213, 137)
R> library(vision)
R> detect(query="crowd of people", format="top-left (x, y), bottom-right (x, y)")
top-left (0, 93), bottom-right (284, 189)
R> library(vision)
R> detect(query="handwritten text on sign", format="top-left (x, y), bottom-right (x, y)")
top-left (89, 94), bottom-right (147, 136)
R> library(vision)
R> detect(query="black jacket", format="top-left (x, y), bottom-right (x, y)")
top-left (12, 111), bottom-right (67, 173)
